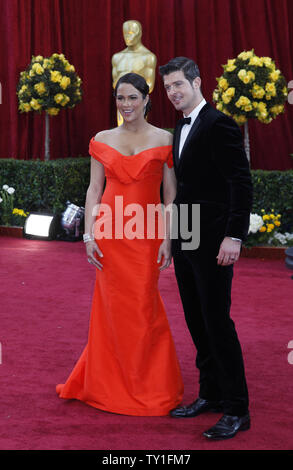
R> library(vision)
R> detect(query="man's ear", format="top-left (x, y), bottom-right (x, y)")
top-left (193, 76), bottom-right (201, 90)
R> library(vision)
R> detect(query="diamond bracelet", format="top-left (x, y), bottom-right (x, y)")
top-left (83, 233), bottom-right (95, 243)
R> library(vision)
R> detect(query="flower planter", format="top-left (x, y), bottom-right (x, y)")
top-left (0, 225), bottom-right (23, 238)
top-left (241, 245), bottom-right (286, 260)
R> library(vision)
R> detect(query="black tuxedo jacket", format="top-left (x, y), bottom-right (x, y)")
top-left (172, 102), bottom-right (253, 249)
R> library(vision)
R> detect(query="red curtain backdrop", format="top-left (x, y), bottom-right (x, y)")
top-left (0, 0), bottom-right (292, 170)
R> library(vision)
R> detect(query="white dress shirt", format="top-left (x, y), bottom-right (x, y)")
top-left (179, 98), bottom-right (207, 158)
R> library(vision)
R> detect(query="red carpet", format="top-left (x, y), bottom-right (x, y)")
top-left (0, 236), bottom-right (293, 450)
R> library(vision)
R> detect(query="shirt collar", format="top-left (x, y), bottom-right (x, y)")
top-left (184, 98), bottom-right (207, 124)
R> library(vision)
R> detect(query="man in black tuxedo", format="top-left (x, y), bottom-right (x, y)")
top-left (159, 57), bottom-right (253, 440)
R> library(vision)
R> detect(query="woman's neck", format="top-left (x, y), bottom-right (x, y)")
top-left (120, 117), bottom-right (149, 134)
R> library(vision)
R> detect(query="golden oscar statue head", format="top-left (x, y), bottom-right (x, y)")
top-left (123, 20), bottom-right (142, 48)
top-left (112, 20), bottom-right (157, 125)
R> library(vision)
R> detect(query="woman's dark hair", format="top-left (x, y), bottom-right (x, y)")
top-left (159, 57), bottom-right (200, 85)
top-left (114, 72), bottom-right (152, 117)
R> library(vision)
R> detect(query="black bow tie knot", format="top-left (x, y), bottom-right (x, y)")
top-left (179, 117), bottom-right (191, 126)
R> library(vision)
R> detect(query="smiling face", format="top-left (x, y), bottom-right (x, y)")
top-left (163, 70), bottom-right (201, 116)
top-left (115, 82), bottom-right (148, 122)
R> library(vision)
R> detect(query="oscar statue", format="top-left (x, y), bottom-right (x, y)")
top-left (112, 20), bottom-right (157, 125)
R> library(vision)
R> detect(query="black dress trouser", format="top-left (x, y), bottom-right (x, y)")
top-left (172, 244), bottom-right (249, 417)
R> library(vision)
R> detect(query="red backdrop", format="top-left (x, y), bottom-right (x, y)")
top-left (0, 0), bottom-right (292, 169)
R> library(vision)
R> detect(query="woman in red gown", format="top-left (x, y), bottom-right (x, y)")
top-left (56, 73), bottom-right (183, 416)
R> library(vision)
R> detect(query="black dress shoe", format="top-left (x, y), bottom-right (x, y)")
top-left (203, 413), bottom-right (250, 440)
top-left (170, 398), bottom-right (222, 418)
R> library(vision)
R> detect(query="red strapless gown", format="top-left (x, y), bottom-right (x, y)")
top-left (56, 139), bottom-right (183, 416)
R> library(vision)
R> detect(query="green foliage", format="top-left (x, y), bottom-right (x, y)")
top-left (251, 170), bottom-right (293, 231)
top-left (0, 158), bottom-right (292, 235)
top-left (0, 158), bottom-right (90, 221)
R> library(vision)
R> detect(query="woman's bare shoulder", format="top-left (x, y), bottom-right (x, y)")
top-left (149, 126), bottom-right (173, 146)
top-left (94, 128), bottom-right (119, 143)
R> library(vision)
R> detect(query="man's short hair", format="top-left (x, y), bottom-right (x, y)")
top-left (159, 57), bottom-right (200, 85)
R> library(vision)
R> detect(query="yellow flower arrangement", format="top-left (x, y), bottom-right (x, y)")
top-left (248, 56), bottom-right (263, 67)
top-left (251, 84), bottom-right (266, 99)
top-left (225, 59), bottom-right (237, 72)
top-left (222, 87), bottom-right (235, 104)
top-left (17, 53), bottom-right (82, 116)
top-left (60, 76), bottom-right (71, 90)
top-left (237, 51), bottom-right (254, 61)
top-left (30, 98), bottom-right (42, 111)
top-left (32, 63), bottom-right (44, 75)
top-left (10, 208), bottom-right (30, 227)
top-left (235, 96), bottom-right (251, 109)
top-left (54, 93), bottom-right (70, 106)
top-left (270, 70), bottom-right (280, 82)
top-left (19, 102), bottom-right (31, 112)
top-left (219, 78), bottom-right (228, 90)
top-left (12, 208), bottom-right (29, 217)
top-left (260, 210), bottom-right (281, 234)
top-left (34, 82), bottom-right (47, 95)
top-left (246, 210), bottom-right (284, 247)
top-left (47, 107), bottom-right (60, 116)
top-left (238, 70), bottom-right (255, 84)
top-left (50, 70), bottom-right (63, 83)
top-left (213, 49), bottom-right (287, 126)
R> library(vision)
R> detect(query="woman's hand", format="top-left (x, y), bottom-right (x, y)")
top-left (85, 240), bottom-right (103, 270)
top-left (157, 239), bottom-right (172, 271)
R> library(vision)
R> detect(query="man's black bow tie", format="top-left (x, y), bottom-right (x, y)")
top-left (180, 117), bottom-right (191, 126)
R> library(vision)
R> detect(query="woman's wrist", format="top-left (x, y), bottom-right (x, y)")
top-left (83, 233), bottom-right (95, 243)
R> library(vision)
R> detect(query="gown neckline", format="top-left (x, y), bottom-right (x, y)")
top-left (91, 139), bottom-right (172, 158)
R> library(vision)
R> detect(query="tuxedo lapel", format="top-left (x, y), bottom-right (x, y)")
top-left (173, 123), bottom-right (182, 167)
top-left (181, 117), bottom-right (201, 154)
top-left (173, 118), bottom-right (201, 167)
top-left (173, 102), bottom-right (211, 169)
top-left (177, 116), bottom-right (202, 168)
